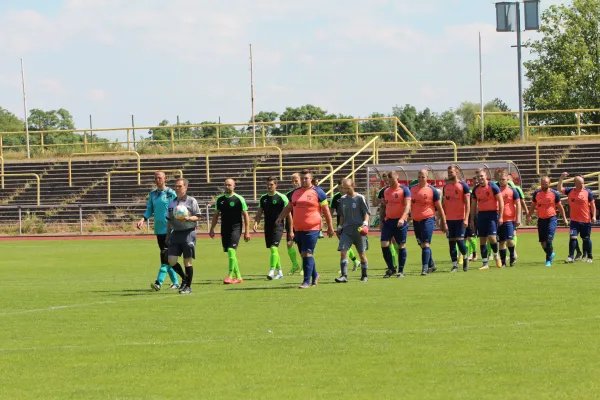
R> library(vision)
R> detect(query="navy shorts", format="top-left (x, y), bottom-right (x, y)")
top-left (477, 211), bottom-right (498, 238)
top-left (537, 216), bottom-right (557, 243)
top-left (498, 221), bottom-right (515, 242)
top-left (570, 221), bottom-right (592, 239)
top-left (380, 218), bottom-right (408, 245)
top-left (414, 217), bottom-right (435, 244)
top-left (446, 220), bottom-right (466, 239)
top-left (294, 230), bottom-right (320, 254)
top-left (465, 226), bottom-right (477, 238)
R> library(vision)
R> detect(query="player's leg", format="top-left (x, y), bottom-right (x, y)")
top-left (582, 223), bottom-right (593, 262)
top-left (447, 221), bottom-right (459, 272)
top-left (355, 231), bottom-right (369, 282)
top-left (390, 239), bottom-right (399, 271)
top-left (286, 223), bottom-right (301, 274)
top-left (566, 222), bottom-right (579, 263)
top-left (229, 227), bottom-right (243, 283)
top-left (307, 230), bottom-right (321, 286)
top-left (380, 219), bottom-right (397, 277)
top-left (497, 223), bottom-right (507, 267)
top-left (336, 228), bottom-right (353, 282)
top-left (394, 222), bottom-right (408, 277)
top-left (477, 214), bottom-right (490, 270)
top-left (347, 247), bottom-right (360, 272)
top-left (167, 241), bottom-right (185, 290)
top-left (455, 222), bottom-right (468, 271)
top-left (178, 231), bottom-right (196, 294)
top-left (422, 218), bottom-right (435, 275)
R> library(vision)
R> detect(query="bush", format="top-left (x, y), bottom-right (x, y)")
top-left (483, 115), bottom-right (520, 143)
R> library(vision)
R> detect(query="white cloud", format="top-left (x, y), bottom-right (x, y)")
top-left (87, 89), bottom-right (106, 101)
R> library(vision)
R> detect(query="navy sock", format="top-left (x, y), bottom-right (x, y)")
top-left (457, 240), bottom-right (467, 256)
top-left (449, 241), bottom-right (458, 262)
top-left (569, 238), bottom-right (577, 258)
top-left (309, 257), bottom-right (318, 282)
top-left (302, 257), bottom-right (310, 285)
top-left (508, 245), bottom-right (515, 261)
top-left (499, 249), bottom-right (507, 266)
top-left (490, 242), bottom-right (499, 254)
top-left (545, 242), bottom-right (554, 261)
top-left (398, 248), bottom-right (407, 273)
top-left (422, 247), bottom-right (432, 271)
top-left (382, 247), bottom-right (395, 271)
top-left (584, 238), bottom-right (593, 258)
top-left (575, 240), bottom-right (582, 254)
top-left (480, 244), bottom-right (488, 261)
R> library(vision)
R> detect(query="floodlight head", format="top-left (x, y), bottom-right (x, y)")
top-left (523, 0), bottom-right (541, 30)
top-left (496, 2), bottom-right (517, 32)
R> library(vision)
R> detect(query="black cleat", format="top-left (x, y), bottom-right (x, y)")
top-left (335, 276), bottom-right (348, 283)
top-left (451, 266), bottom-right (458, 273)
top-left (463, 258), bottom-right (469, 272)
top-left (383, 269), bottom-right (396, 278)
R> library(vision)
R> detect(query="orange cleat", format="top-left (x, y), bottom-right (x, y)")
top-left (223, 276), bottom-right (234, 284)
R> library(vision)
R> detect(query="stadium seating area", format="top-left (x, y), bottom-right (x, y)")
top-left (0, 140), bottom-right (598, 232)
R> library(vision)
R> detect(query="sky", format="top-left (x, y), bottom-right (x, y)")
top-left (0, 0), bottom-right (567, 139)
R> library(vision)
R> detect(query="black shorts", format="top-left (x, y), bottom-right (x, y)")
top-left (265, 224), bottom-right (284, 248)
top-left (222, 224), bottom-right (242, 252)
top-left (168, 229), bottom-right (196, 259)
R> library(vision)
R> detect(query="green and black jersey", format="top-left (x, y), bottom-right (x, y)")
top-left (330, 191), bottom-right (343, 226)
top-left (259, 191), bottom-right (289, 227)
top-left (215, 193), bottom-right (248, 227)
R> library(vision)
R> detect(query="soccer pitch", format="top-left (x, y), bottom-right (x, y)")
top-left (2, 233), bottom-right (600, 399)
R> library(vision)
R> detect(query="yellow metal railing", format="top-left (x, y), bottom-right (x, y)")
top-left (253, 164), bottom-right (333, 201)
top-left (549, 171), bottom-right (600, 195)
top-left (535, 135), bottom-right (600, 174)
top-left (476, 108), bottom-right (600, 139)
top-left (0, 156), bottom-right (3, 189)
top-left (107, 169), bottom-right (183, 204)
top-left (0, 116), bottom-right (419, 156)
top-left (0, 173), bottom-right (41, 205)
top-left (376, 140), bottom-right (458, 162)
top-left (206, 146), bottom-right (282, 183)
top-left (320, 136), bottom-right (380, 196)
top-left (68, 151), bottom-right (141, 186)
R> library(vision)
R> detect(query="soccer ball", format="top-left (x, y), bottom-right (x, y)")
top-left (358, 226), bottom-right (369, 236)
top-left (174, 205), bottom-right (189, 220)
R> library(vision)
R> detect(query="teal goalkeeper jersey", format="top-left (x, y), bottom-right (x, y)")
top-left (143, 187), bottom-right (177, 234)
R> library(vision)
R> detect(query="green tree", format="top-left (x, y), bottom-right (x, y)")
top-left (29, 108), bottom-right (80, 144)
top-left (279, 104), bottom-right (328, 136)
top-left (360, 112), bottom-right (393, 139)
top-left (524, 0), bottom-right (600, 132)
top-left (247, 111), bottom-right (281, 138)
top-left (0, 107), bottom-right (25, 147)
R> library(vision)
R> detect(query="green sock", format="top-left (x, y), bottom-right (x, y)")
top-left (270, 247), bottom-right (281, 269)
top-left (513, 234), bottom-right (518, 248)
top-left (288, 247), bottom-right (299, 268)
top-left (470, 238), bottom-right (478, 254)
top-left (348, 248), bottom-right (357, 262)
top-left (391, 242), bottom-right (399, 266)
top-left (227, 248), bottom-right (239, 278)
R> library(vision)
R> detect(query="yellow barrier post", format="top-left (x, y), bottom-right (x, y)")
top-left (68, 151), bottom-right (141, 186)
top-left (216, 125), bottom-right (220, 149)
top-left (261, 125), bottom-right (266, 147)
top-left (320, 137), bottom-right (380, 196)
top-left (394, 119), bottom-right (398, 142)
top-left (0, 173), bottom-right (41, 205)
top-left (525, 112), bottom-right (530, 139)
top-left (0, 135), bottom-right (3, 157)
top-left (577, 111), bottom-right (581, 135)
top-left (206, 146), bottom-right (283, 183)
top-left (170, 127), bottom-right (175, 153)
top-left (308, 122), bottom-right (312, 148)
top-left (40, 132), bottom-right (44, 154)
top-left (0, 155), bottom-right (3, 189)
top-left (107, 169), bottom-right (183, 204)
top-left (377, 140), bottom-right (457, 162)
top-left (536, 139), bottom-right (540, 174)
top-left (355, 121), bottom-right (359, 145)
top-left (253, 164), bottom-right (333, 201)
top-left (126, 129), bottom-right (131, 151)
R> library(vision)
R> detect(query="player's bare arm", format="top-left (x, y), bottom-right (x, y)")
top-left (242, 210), bottom-right (251, 241)
top-left (275, 203), bottom-right (292, 226)
top-left (557, 172), bottom-right (568, 193)
top-left (435, 202), bottom-right (448, 233)
top-left (253, 208), bottom-right (263, 233)
top-left (463, 194), bottom-right (471, 228)
top-left (557, 202), bottom-right (568, 226)
top-left (209, 210), bottom-right (219, 238)
top-left (379, 202), bottom-right (386, 229)
top-left (322, 204), bottom-right (335, 237)
top-left (515, 198), bottom-right (522, 227)
top-left (496, 193), bottom-right (505, 226)
top-left (398, 198), bottom-right (411, 227)
top-left (591, 200), bottom-right (597, 223)
top-left (526, 203), bottom-right (536, 224)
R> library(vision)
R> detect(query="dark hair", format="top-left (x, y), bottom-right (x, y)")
top-left (175, 178), bottom-right (189, 187)
top-left (266, 176), bottom-right (278, 184)
top-left (300, 169), bottom-right (313, 175)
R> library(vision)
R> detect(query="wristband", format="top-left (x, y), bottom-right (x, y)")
top-left (143, 217), bottom-right (148, 222)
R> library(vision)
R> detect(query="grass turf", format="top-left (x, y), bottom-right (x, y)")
top-left (1, 232), bottom-right (599, 399)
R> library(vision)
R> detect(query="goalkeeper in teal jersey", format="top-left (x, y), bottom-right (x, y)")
top-left (136, 171), bottom-right (187, 290)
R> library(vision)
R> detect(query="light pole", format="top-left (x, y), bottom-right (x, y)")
top-left (495, 0), bottom-right (540, 142)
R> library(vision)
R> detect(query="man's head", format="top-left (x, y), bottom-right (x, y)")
top-left (387, 171), bottom-right (399, 188)
top-left (497, 169), bottom-right (509, 188)
top-left (540, 176), bottom-right (550, 191)
top-left (341, 178), bottom-right (355, 196)
top-left (476, 168), bottom-right (488, 186)
top-left (174, 178), bottom-right (188, 198)
top-left (225, 178), bottom-right (236, 194)
top-left (575, 174), bottom-right (584, 190)
top-left (266, 176), bottom-right (278, 194)
top-left (300, 169), bottom-right (313, 189)
top-left (447, 165), bottom-right (459, 181)
top-left (291, 173), bottom-right (301, 188)
top-left (494, 167), bottom-right (504, 182)
top-left (154, 171), bottom-right (166, 189)
top-left (418, 168), bottom-right (428, 186)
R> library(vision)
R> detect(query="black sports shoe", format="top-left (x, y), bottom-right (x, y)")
top-left (383, 269), bottom-right (396, 278)
top-left (509, 258), bottom-right (516, 267)
top-left (335, 276), bottom-right (348, 283)
top-left (574, 251), bottom-right (583, 261)
top-left (451, 266), bottom-right (458, 273)
top-left (360, 276), bottom-right (368, 282)
top-left (427, 266), bottom-right (437, 274)
top-left (178, 283), bottom-right (188, 293)
top-left (421, 269), bottom-right (428, 276)
top-left (179, 286), bottom-right (192, 294)
top-left (463, 257), bottom-right (469, 272)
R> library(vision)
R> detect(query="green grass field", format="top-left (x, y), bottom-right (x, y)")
top-left (2, 232), bottom-right (600, 399)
